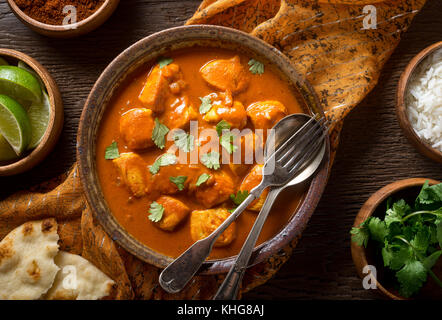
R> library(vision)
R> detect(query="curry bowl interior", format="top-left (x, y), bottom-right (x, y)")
top-left (78, 25), bottom-right (329, 273)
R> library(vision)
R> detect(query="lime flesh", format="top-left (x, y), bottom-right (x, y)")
top-left (0, 134), bottom-right (18, 162)
top-left (0, 66), bottom-right (42, 104)
top-left (28, 91), bottom-right (51, 150)
top-left (0, 94), bottom-right (31, 155)
top-left (17, 61), bottom-right (46, 93)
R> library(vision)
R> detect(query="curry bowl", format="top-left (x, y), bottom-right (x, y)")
top-left (77, 25), bottom-right (330, 274)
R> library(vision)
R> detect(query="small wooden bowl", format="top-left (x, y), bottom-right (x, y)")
top-left (351, 178), bottom-right (442, 300)
top-left (7, 0), bottom-right (120, 38)
top-left (0, 49), bottom-right (63, 176)
top-left (396, 41), bottom-right (442, 164)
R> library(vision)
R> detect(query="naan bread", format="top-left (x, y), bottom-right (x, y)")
top-left (0, 219), bottom-right (59, 300)
top-left (45, 251), bottom-right (115, 300)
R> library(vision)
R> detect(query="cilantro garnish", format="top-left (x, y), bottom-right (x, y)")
top-left (158, 57), bottom-right (173, 69)
top-left (216, 120), bottom-right (231, 136)
top-left (230, 190), bottom-right (249, 206)
top-left (196, 173), bottom-right (211, 187)
top-left (148, 201), bottom-right (164, 222)
top-left (152, 118), bottom-right (169, 149)
top-left (220, 132), bottom-right (238, 154)
top-left (200, 151), bottom-right (220, 170)
top-left (149, 153), bottom-right (177, 175)
top-left (248, 59), bottom-right (265, 75)
top-left (104, 141), bottom-right (120, 160)
top-left (350, 181), bottom-right (442, 297)
top-left (174, 131), bottom-right (194, 152)
top-left (199, 96), bottom-right (212, 114)
top-left (169, 176), bottom-right (187, 191)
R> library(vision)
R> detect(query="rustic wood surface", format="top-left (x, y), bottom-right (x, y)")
top-left (0, 0), bottom-right (441, 300)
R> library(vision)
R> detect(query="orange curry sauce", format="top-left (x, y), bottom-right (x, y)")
top-left (96, 48), bottom-right (305, 259)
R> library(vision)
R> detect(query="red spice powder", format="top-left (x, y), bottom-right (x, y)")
top-left (14, 0), bottom-right (106, 26)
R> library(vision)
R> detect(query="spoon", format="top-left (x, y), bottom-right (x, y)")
top-left (159, 114), bottom-right (327, 294)
top-left (213, 113), bottom-right (328, 300)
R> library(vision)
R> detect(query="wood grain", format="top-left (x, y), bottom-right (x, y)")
top-left (0, 0), bottom-right (441, 300)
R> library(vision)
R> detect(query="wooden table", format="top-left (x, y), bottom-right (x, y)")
top-left (0, 0), bottom-right (441, 300)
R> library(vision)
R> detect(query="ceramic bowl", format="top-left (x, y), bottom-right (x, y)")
top-left (77, 25), bottom-right (330, 274)
top-left (7, 0), bottom-right (120, 38)
top-left (351, 178), bottom-right (442, 300)
top-left (0, 49), bottom-right (63, 176)
top-left (396, 41), bottom-right (442, 164)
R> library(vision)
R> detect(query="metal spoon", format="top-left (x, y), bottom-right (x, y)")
top-left (213, 114), bottom-right (328, 300)
top-left (159, 114), bottom-right (327, 294)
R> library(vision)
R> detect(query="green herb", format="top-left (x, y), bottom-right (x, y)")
top-left (200, 151), bottom-right (220, 170)
top-left (169, 176), bottom-right (187, 191)
top-left (199, 96), bottom-right (212, 114)
top-left (104, 141), bottom-right (120, 160)
top-left (248, 59), bottom-right (265, 75)
top-left (158, 57), bottom-right (173, 69)
top-left (350, 181), bottom-right (442, 297)
top-left (230, 190), bottom-right (249, 206)
top-left (149, 153), bottom-right (177, 175)
top-left (196, 173), bottom-right (211, 187)
top-left (220, 132), bottom-right (238, 154)
top-left (174, 132), bottom-right (194, 152)
top-left (216, 120), bottom-right (231, 136)
top-left (148, 201), bottom-right (164, 222)
top-left (152, 118), bottom-right (170, 149)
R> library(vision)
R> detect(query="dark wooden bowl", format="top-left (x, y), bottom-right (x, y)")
top-left (351, 178), bottom-right (442, 300)
top-left (77, 25), bottom-right (330, 274)
top-left (0, 49), bottom-right (63, 176)
top-left (7, 0), bottom-right (120, 38)
top-left (396, 41), bottom-right (442, 164)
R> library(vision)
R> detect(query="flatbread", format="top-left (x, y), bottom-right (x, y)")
top-left (0, 219), bottom-right (59, 300)
top-left (45, 251), bottom-right (115, 300)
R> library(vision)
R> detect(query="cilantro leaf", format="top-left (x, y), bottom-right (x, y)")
top-left (158, 57), bottom-right (173, 69)
top-left (230, 190), bottom-right (249, 206)
top-left (382, 243), bottom-right (411, 270)
top-left (416, 181), bottom-right (442, 210)
top-left (248, 59), bottom-right (265, 75)
top-left (367, 217), bottom-right (388, 243)
top-left (220, 132), bottom-right (238, 154)
top-left (169, 176), bottom-right (187, 191)
top-left (104, 141), bottom-right (120, 160)
top-left (396, 260), bottom-right (427, 298)
top-left (385, 199), bottom-right (412, 226)
top-left (148, 201), bottom-right (164, 222)
top-left (196, 173), bottom-right (211, 187)
top-left (150, 153), bottom-right (177, 174)
top-left (199, 96), bottom-right (212, 114)
top-left (436, 218), bottom-right (442, 247)
top-left (152, 118), bottom-right (170, 149)
top-left (423, 250), bottom-right (442, 270)
top-left (174, 132), bottom-right (194, 152)
top-left (200, 151), bottom-right (220, 170)
top-left (216, 120), bottom-right (231, 136)
top-left (410, 227), bottom-right (431, 255)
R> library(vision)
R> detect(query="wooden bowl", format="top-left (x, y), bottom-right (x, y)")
top-left (351, 178), bottom-right (442, 300)
top-left (77, 25), bottom-right (330, 274)
top-left (0, 49), bottom-right (63, 176)
top-left (7, 0), bottom-right (120, 38)
top-left (396, 41), bottom-right (442, 164)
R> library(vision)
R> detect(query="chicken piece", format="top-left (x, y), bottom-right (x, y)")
top-left (246, 100), bottom-right (288, 130)
top-left (239, 164), bottom-right (269, 212)
top-left (163, 96), bottom-right (198, 129)
top-left (203, 100), bottom-right (247, 129)
top-left (194, 171), bottom-right (235, 208)
top-left (154, 196), bottom-right (190, 231)
top-left (190, 208), bottom-right (236, 247)
top-left (120, 108), bottom-right (155, 150)
top-left (200, 56), bottom-right (249, 94)
top-left (139, 63), bottom-right (184, 113)
top-left (113, 153), bottom-right (147, 197)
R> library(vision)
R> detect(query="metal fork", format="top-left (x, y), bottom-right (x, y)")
top-left (159, 115), bottom-right (328, 294)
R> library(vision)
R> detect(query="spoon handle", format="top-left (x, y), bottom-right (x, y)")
top-left (159, 187), bottom-right (263, 294)
top-left (213, 187), bottom-right (281, 300)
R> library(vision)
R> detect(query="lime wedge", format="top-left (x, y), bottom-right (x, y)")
top-left (0, 57), bottom-right (8, 66)
top-left (27, 91), bottom-right (51, 150)
top-left (0, 94), bottom-right (31, 155)
top-left (0, 134), bottom-right (18, 162)
top-left (17, 61), bottom-right (46, 93)
top-left (0, 66), bottom-right (42, 104)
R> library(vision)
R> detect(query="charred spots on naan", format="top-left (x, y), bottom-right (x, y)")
top-left (27, 260), bottom-right (41, 281)
top-left (0, 238), bottom-right (14, 265)
top-left (41, 218), bottom-right (57, 234)
top-left (22, 222), bottom-right (34, 236)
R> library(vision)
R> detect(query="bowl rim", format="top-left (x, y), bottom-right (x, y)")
top-left (0, 48), bottom-right (64, 176)
top-left (351, 177), bottom-right (441, 300)
top-left (77, 24), bottom-right (330, 274)
top-left (6, 0), bottom-right (119, 33)
top-left (396, 41), bottom-right (442, 164)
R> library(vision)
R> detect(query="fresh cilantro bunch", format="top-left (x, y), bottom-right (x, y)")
top-left (351, 181), bottom-right (442, 298)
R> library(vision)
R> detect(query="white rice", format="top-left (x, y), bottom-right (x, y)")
top-left (406, 48), bottom-right (442, 152)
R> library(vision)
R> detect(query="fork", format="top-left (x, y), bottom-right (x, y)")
top-left (159, 115), bottom-right (328, 294)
